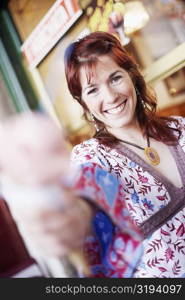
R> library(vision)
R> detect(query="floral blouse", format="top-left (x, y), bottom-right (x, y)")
top-left (71, 117), bottom-right (185, 278)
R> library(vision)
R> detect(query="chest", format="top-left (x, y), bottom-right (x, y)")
top-left (117, 141), bottom-right (184, 189)
top-left (155, 146), bottom-right (182, 188)
top-left (103, 142), bottom-right (185, 224)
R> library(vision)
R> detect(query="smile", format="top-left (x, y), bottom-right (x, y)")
top-left (104, 99), bottom-right (127, 114)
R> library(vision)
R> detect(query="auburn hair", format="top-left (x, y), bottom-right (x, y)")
top-left (64, 31), bottom-right (180, 145)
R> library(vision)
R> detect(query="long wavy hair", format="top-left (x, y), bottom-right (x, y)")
top-left (64, 31), bottom-right (180, 145)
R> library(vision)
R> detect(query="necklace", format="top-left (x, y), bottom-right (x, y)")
top-left (117, 135), bottom-right (160, 166)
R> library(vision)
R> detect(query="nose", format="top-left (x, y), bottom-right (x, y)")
top-left (102, 85), bottom-right (117, 104)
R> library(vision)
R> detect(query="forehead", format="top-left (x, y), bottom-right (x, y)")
top-left (79, 55), bottom-right (125, 85)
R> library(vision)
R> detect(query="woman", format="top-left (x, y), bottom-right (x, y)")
top-left (64, 31), bottom-right (185, 277)
top-left (1, 31), bottom-right (185, 278)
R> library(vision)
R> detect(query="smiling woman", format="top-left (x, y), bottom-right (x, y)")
top-left (64, 31), bottom-right (179, 144)
top-left (64, 31), bottom-right (185, 277)
top-left (79, 55), bottom-right (137, 131)
top-left (1, 31), bottom-right (185, 278)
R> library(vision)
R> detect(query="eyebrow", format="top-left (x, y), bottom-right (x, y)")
top-left (83, 70), bottom-right (121, 93)
top-left (109, 70), bottom-right (121, 79)
top-left (83, 84), bottom-right (97, 93)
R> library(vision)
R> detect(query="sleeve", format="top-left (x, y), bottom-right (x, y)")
top-left (170, 115), bottom-right (185, 131)
top-left (175, 116), bottom-right (185, 129)
top-left (71, 139), bottom-right (111, 170)
top-left (71, 142), bottom-right (143, 277)
top-left (170, 116), bottom-right (185, 148)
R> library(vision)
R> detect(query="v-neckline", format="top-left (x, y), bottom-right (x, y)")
top-left (114, 142), bottom-right (185, 193)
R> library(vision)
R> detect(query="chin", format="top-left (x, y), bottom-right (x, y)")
top-left (112, 118), bottom-right (133, 129)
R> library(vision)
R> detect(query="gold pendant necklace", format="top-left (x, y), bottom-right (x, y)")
top-left (117, 135), bottom-right (160, 166)
top-left (144, 146), bottom-right (160, 166)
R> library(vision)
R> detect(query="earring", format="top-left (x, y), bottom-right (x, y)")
top-left (135, 87), bottom-right (146, 108)
top-left (90, 113), bottom-right (100, 132)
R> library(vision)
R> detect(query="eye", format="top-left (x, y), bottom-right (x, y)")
top-left (111, 75), bottom-right (122, 85)
top-left (87, 88), bottom-right (98, 95)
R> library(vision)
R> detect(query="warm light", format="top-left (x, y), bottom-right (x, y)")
top-left (124, 1), bottom-right (150, 35)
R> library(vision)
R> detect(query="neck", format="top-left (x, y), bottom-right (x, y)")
top-left (107, 119), bottom-right (145, 143)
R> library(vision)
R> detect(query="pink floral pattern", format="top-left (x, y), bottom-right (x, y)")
top-left (71, 117), bottom-right (185, 277)
top-left (73, 162), bottom-right (142, 277)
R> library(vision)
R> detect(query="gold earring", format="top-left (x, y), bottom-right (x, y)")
top-left (91, 113), bottom-right (100, 132)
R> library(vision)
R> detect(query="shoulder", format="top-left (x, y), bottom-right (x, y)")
top-left (71, 138), bottom-right (111, 170)
top-left (168, 116), bottom-right (185, 147)
top-left (71, 138), bottom-right (99, 162)
top-left (168, 116), bottom-right (185, 131)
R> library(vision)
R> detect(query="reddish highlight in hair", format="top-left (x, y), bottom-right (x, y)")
top-left (64, 31), bottom-right (179, 144)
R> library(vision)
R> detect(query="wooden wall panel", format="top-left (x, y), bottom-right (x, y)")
top-left (8, 0), bottom-right (54, 40)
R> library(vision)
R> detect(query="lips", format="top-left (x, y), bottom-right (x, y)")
top-left (104, 99), bottom-right (127, 114)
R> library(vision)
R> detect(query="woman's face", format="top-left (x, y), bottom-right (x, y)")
top-left (80, 55), bottom-right (137, 131)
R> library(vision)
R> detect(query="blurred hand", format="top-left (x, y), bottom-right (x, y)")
top-left (15, 187), bottom-right (93, 258)
top-left (0, 112), bottom-right (93, 261)
top-left (0, 112), bottom-right (70, 185)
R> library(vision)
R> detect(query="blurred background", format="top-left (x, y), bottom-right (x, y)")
top-left (0, 0), bottom-right (185, 278)
top-left (1, 0), bottom-right (185, 145)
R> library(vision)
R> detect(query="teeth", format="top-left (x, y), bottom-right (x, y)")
top-left (106, 100), bottom-right (127, 114)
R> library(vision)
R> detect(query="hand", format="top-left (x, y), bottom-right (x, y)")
top-left (0, 112), bottom-right (70, 185)
top-left (16, 187), bottom-right (93, 258)
top-left (0, 112), bottom-right (93, 269)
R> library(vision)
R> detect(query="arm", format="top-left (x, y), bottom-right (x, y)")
top-left (72, 162), bottom-right (143, 277)
top-left (0, 112), bottom-right (93, 276)
top-left (0, 113), bottom-right (142, 277)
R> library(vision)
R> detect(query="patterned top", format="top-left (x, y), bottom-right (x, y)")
top-left (71, 117), bottom-right (185, 278)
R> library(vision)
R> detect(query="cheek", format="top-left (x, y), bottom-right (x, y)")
top-left (81, 100), bottom-right (96, 117)
top-left (128, 84), bottom-right (137, 103)
top-left (81, 99), bottom-right (89, 111)
top-left (119, 78), bottom-right (134, 94)
top-left (131, 95), bottom-right (137, 112)
top-left (83, 96), bottom-right (101, 112)
top-left (83, 99), bottom-right (93, 112)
